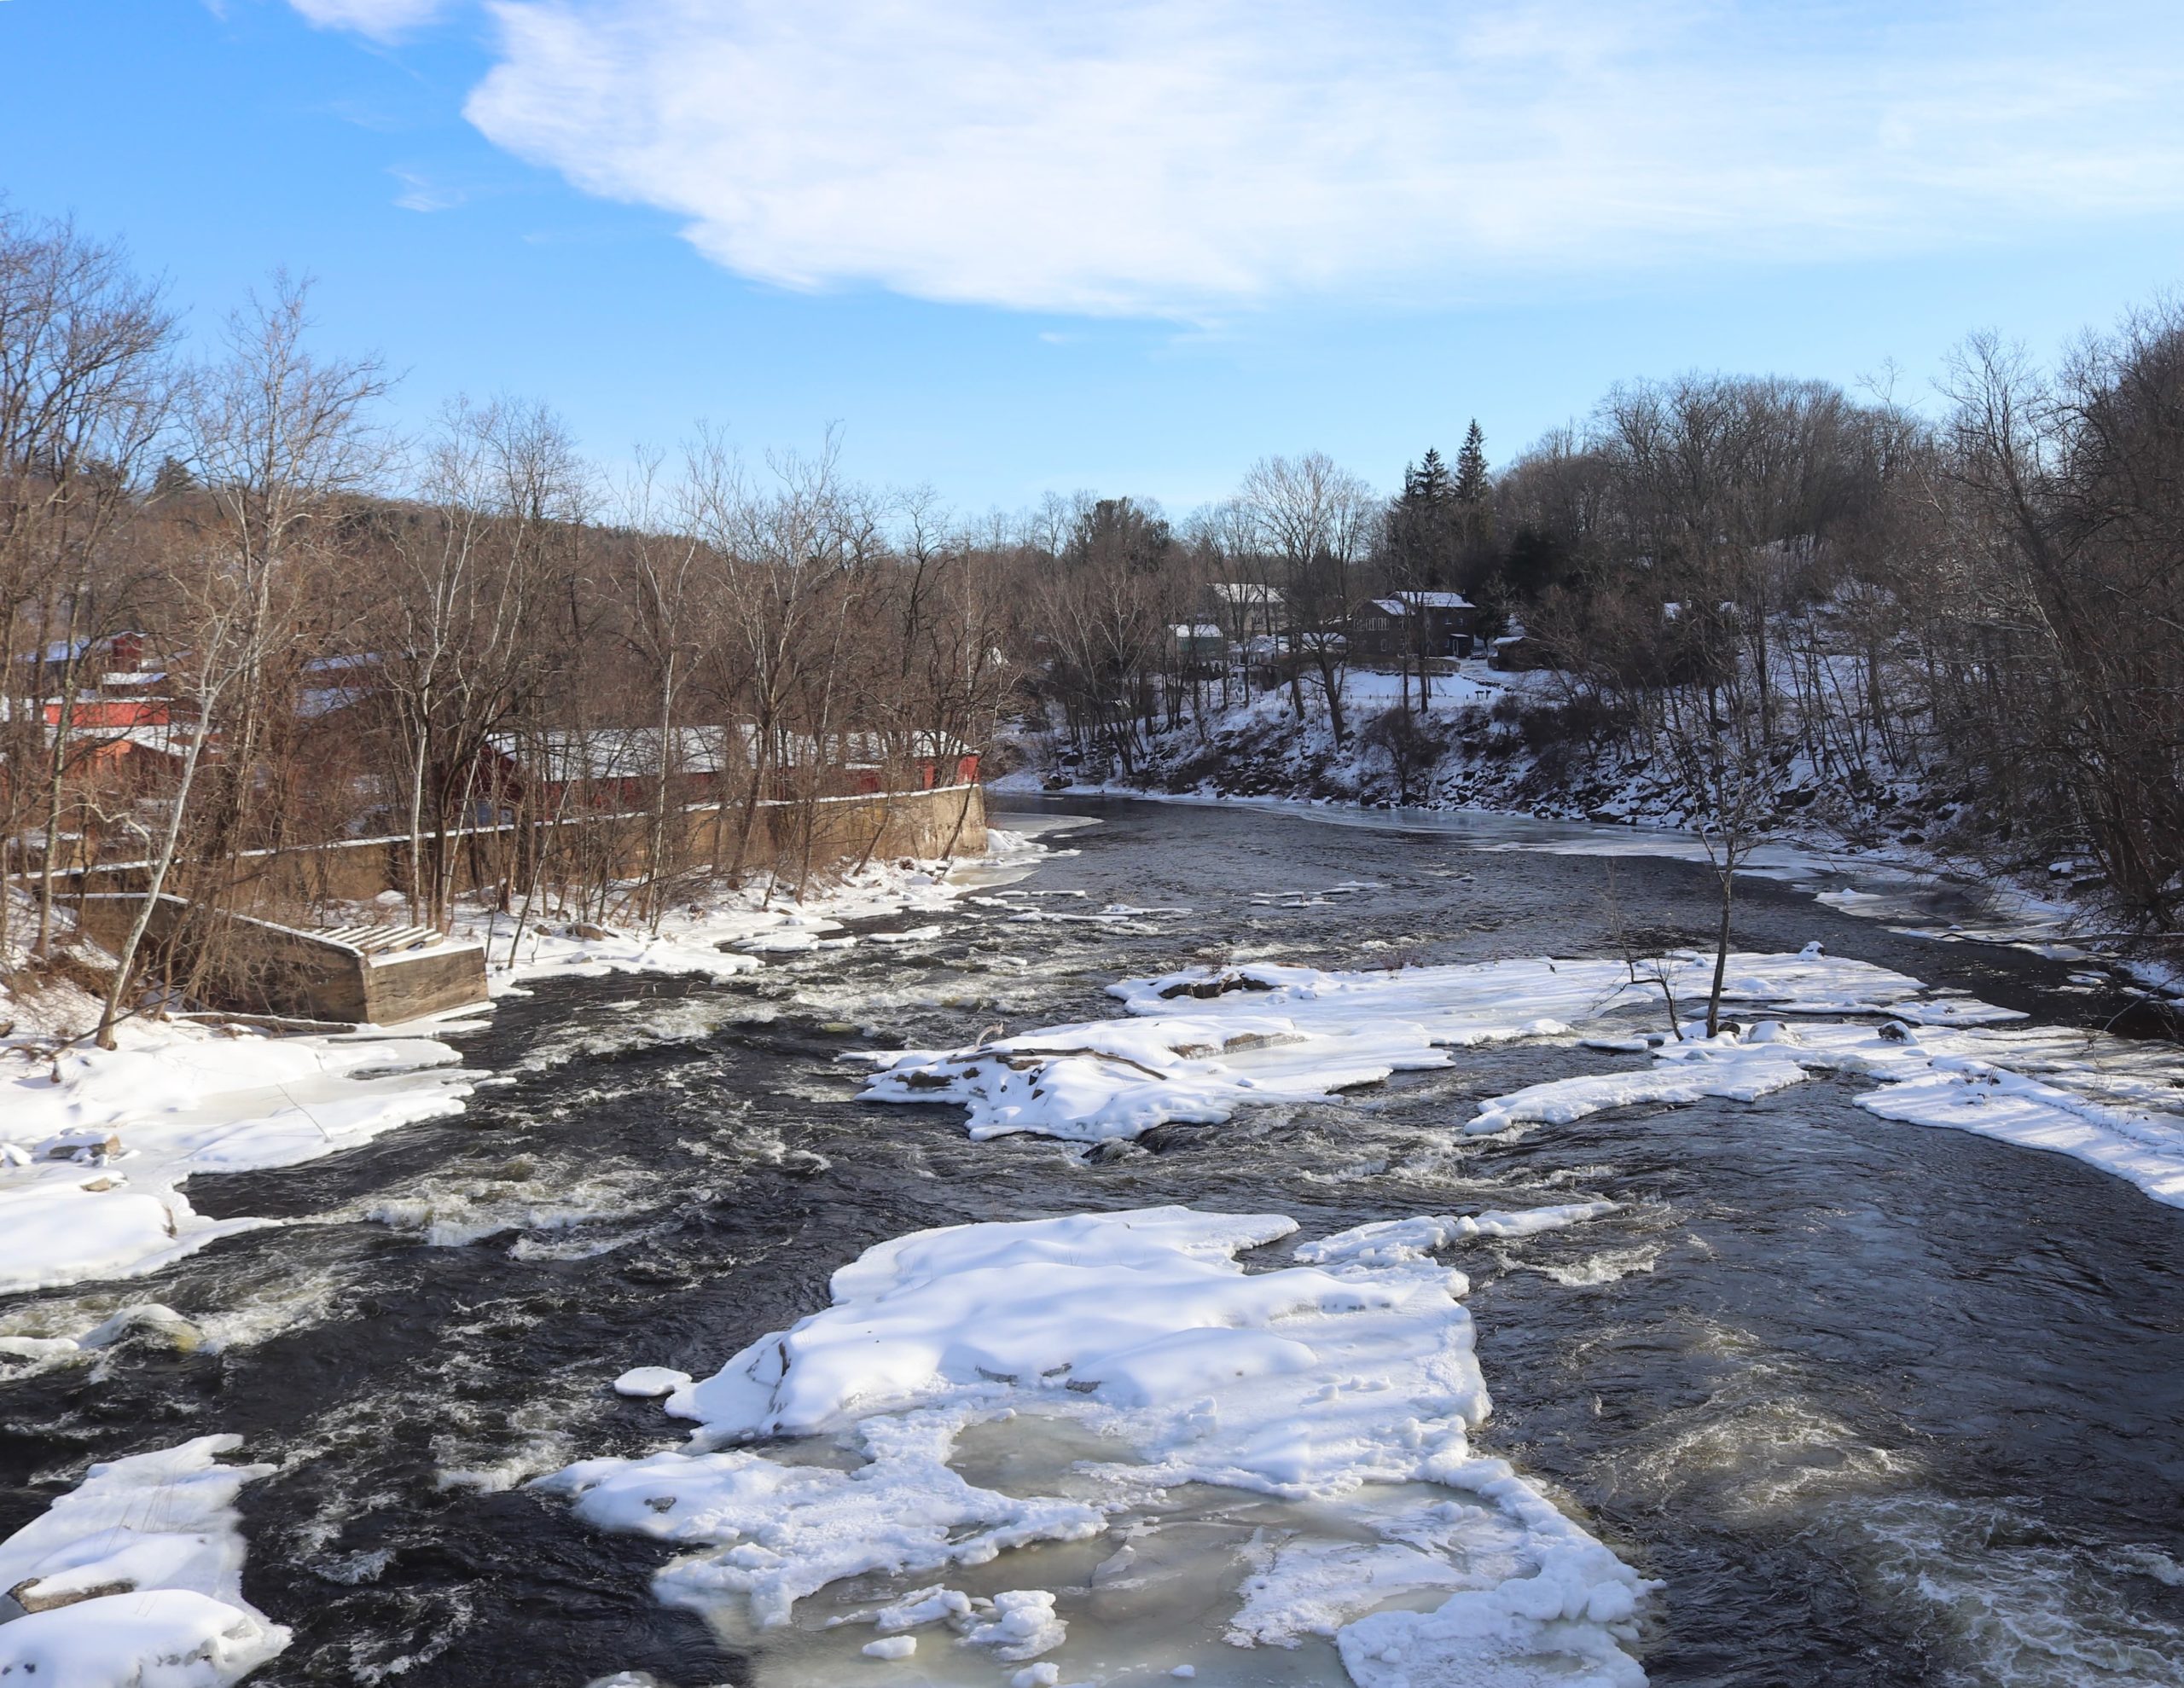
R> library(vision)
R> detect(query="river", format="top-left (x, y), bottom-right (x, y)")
top-left (4, 798), bottom-right (2183, 1686)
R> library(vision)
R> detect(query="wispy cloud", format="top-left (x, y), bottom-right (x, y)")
top-left (288, 0), bottom-right (449, 42)
top-left (444, 0), bottom-right (2184, 318)
top-left (389, 167), bottom-right (467, 211)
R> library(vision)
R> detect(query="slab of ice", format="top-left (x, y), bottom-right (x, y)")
top-left (537, 1206), bottom-right (1654, 1685)
top-left (0, 1435), bottom-right (288, 1686)
top-left (1466, 1058), bottom-right (1812, 1136)
top-left (1295, 1204), bottom-right (1620, 1267)
top-left (615, 1366), bottom-right (693, 1398)
top-left (1468, 1017), bottom-right (2184, 1209)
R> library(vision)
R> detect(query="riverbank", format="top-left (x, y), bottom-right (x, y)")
top-left (996, 684), bottom-right (2184, 1006)
top-left (0, 822), bottom-right (1054, 1299)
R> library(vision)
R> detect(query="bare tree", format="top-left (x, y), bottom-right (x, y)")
top-left (0, 211), bottom-right (177, 960)
top-left (1240, 452), bottom-right (1375, 745)
top-left (95, 276), bottom-right (389, 1045)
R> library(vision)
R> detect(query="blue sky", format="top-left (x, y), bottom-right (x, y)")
top-left (6, 0), bottom-right (2182, 513)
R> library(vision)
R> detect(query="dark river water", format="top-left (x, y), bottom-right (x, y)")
top-left (5, 798), bottom-right (2184, 1687)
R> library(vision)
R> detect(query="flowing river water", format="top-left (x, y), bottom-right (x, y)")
top-left (6, 798), bottom-right (2184, 1686)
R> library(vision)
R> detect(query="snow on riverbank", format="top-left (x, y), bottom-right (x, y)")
top-left (537, 1204), bottom-right (1653, 1685)
top-left (0, 1435), bottom-right (288, 1685)
top-left (452, 827), bottom-right (1051, 992)
top-left (0, 1013), bottom-right (470, 1295)
top-left (0, 824), bottom-right (1051, 1304)
top-left (857, 948), bottom-right (2009, 1145)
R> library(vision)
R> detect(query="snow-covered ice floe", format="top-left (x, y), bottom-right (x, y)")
top-left (0, 1435), bottom-right (288, 1686)
top-left (855, 948), bottom-right (2012, 1146)
top-left (1480, 1016), bottom-right (2184, 1208)
top-left (536, 1204), bottom-right (1653, 1686)
top-left (0, 1020), bottom-right (470, 1294)
top-left (858, 944), bottom-right (2184, 1206)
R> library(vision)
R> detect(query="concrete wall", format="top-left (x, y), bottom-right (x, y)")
top-left (76, 892), bottom-right (487, 1025)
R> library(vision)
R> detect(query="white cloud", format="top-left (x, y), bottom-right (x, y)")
top-left (289, 0), bottom-right (448, 40)
top-left (458, 0), bottom-right (2184, 317)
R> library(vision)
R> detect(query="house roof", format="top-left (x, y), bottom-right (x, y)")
top-left (489, 726), bottom-right (735, 782)
top-left (489, 725), bottom-right (975, 783)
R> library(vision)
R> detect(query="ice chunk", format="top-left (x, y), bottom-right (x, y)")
top-left (540, 1206), bottom-right (1653, 1683)
top-left (0, 1435), bottom-right (288, 1687)
top-left (863, 950), bottom-right (2005, 1146)
top-left (964, 1588), bottom-right (1066, 1661)
top-left (613, 1366), bottom-right (692, 1398)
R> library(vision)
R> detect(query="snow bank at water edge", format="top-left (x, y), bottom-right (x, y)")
top-left (857, 948), bottom-right (2012, 1145)
top-left (536, 1205), bottom-right (1653, 1686)
top-left (452, 827), bottom-right (1051, 991)
top-left (0, 1019), bottom-right (470, 1294)
top-left (0, 1436), bottom-right (288, 1686)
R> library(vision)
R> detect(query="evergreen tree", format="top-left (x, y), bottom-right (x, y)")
top-left (1405, 446), bottom-right (1454, 506)
top-left (151, 453), bottom-right (194, 499)
top-left (1453, 421), bottom-right (1489, 507)
top-left (1388, 446), bottom-right (1458, 589)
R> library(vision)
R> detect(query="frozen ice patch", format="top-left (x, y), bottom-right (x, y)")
top-left (858, 950), bottom-right (1996, 1146)
top-left (537, 1206), bottom-right (1654, 1684)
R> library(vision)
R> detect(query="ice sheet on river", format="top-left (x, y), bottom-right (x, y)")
top-left (0, 1435), bottom-right (288, 1686)
top-left (856, 949), bottom-right (2012, 1144)
top-left (537, 1205), bottom-right (1654, 1685)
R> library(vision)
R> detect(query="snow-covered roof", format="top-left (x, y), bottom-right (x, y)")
top-left (1387, 590), bottom-right (1475, 611)
top-left (299, 686), bottom-right (369, 719)
top-left (490, 727), bottom-right (734, 783)
top-left (490, 726), bottom-right (974, 784)
top-left (1211, 583), bottom-right (1284, 603)
top-left (1172, 624), bottom-right (1224, 639)
top-left (13, 632), bottom-right (147, 666)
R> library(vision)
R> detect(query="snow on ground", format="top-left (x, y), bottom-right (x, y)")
top-left (0, 1016), bottom-right (470, 1295)
top-left (451, 827), bottom-right (1049, 992)
top-left (857, 948), bottom-right (2008, 1146)
top-left (0, 827), bottom-right (1048, 1303)
top-left (536, 1205), bottom-right (1653, 1686)
top-left (0, 1435), bottom-right (288, 1686)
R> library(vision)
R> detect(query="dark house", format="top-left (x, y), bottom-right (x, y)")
top-left (1352, 592), bottom-right (1479, 661)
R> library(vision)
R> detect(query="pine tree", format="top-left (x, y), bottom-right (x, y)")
top-left (1405, 446), bottom-right (1454, 506)
top-left (1453, 421), bottom-right (1488, 507)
